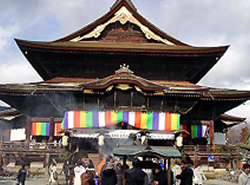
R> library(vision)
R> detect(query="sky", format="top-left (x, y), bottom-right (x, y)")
top-left (0, 0), bottom-right (250, 121)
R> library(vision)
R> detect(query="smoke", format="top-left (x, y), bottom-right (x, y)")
top-left (102, 138), bottom-right (133, 156)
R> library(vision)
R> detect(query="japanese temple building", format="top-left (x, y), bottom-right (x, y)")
top-left (0, 0), bottom-right (249, 152)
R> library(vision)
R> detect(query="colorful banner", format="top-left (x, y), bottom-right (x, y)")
top-left (55, 122), bottom-right (63, 136)
top-left (191, 125), bottom-right (208, 138)
top-left (31, 122), bottom-right (63, 136)
top-left (61, 111), bottom-right (180, 131)
top-left (32, 122), bottom-right (50, 136)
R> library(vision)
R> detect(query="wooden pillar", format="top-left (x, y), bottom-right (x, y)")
top-left (99, 146), bottom-right (102, 163)
top-left (131, 91), bottom-right (134, 107)
top-left (18, 153), bottom-right (22, 161)
top-left (83, 94), bottom-right (85, 110)
top-left (49, 117), bottom-right (55, 142)
top-left (43, 153), bottom-right (46, 168)
top-left (209, 120), bottom-right (215, 150)
top-left (114, 90), bottom-right (117, 109)
top-left (25, 117), bottom-right (31, 148)
top-left (45, 153), bottom-right (50, 175)
top-left (0, 141), bottom-right (2, 167)
top-left (194, 146), bottom-right (198, 167)
top-left (167, 159), bottom-right (171, 185)
top-left (0, 151), bottom-right (2, 167)
top-left (164, 158), bottom-right (166, 172)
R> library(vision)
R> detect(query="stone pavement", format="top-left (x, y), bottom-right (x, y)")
top-left (0, 175), bottom-right (238, 185)
top-left (24, 177), bottom-right (238, 185)
top-left (203, 179), bottom-right (237, 185)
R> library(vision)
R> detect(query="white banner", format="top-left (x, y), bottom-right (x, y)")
top-left (10, 128), bottom-right (26, 141)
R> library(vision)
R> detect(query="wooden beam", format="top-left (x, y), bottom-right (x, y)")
top-left (167, 159), bottom-right (171, 185)
top-left (25, 117), bottom-right (31, 148)
top-left (114, 90), bottom-right (117, 109)
top-left (49, 117), bottom-right (55, 142)
top-left (210, 120), bottom-right (215, 150)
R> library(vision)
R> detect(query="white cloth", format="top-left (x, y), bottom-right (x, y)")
top-left (49, 165), bottom-right (58, 183)
top-left (193, 167), bottom-right (207, 184)
top-left (239, 172), bottom-right (248, 185)
top-left (247, 174), bottom-right (250, 185)
top-left (172, 164), bottom-right (182, 185)
top-left (74, 165), bottom-right (86, 185)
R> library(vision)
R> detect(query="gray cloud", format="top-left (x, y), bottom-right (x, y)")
top-left (0, 0), bottom-right (250, 120)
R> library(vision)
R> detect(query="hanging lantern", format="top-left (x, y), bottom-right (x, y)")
top-left (98, 135), bottom-right (105, 146)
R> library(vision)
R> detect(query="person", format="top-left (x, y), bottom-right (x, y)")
top-left (100, 156), bottom-right (113, 179)
top-left (63, 160), bottom-right (71, 185)
top-left (125, 158), bottom-right (148, 185)
top-left (153, 163), bottom-right (173, 185)
top-left (101, 163), bottom-right (117, 185)
top-left (54, 140), bottom-right (57, 148)
top-left (193, 164), bottom-right (207, 185)
top-left (97, 157), bottom-right (106, 182)
top-left (49, 159), bottom-right (59, 185)
top-left (176, 158), bottom-right (194, 185)
top-left (69, 164), bottom-right (76, 185)
top-left (115, 163), bottom-right (123, 185)
top-left (16, 164), bottom-right (27, 185)
top-left (172, 161), bottom-right (182, 185)
top-left (74, 160), bottom-right (86, 185)
top-left (158, 159), bottom-right (164, 169)
top-left (81, 159), bottom-right (96, 185)
top-left (238, 163), bottom-right (250, 185)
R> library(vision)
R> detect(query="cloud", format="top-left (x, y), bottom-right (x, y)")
top-left (0, 57), bottom-right (41, 84)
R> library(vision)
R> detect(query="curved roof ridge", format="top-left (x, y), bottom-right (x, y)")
top-left (111, 0), bottom-right (137, 11)
top-left (53, 0), bottom-right (189, 46)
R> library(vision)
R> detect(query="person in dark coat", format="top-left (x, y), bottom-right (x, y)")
top-left (154, 164), bottom-right (173, 185)
top-left (100, 156), bottom-right (113, 178)
top-left (63, 160), bottom-right (71, 185)
top-left (17, 164), bottom-right (27, 185)
top-left (101, 163), bottom-right (117, 185)
top-left (176, 158), bottom-right (194, 185)
top-left (125, 158), bottom-right (148, 185)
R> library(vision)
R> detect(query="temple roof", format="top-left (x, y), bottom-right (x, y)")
top-left (0, 106), bottom-right (22, 121)
top-left (0, 65), bottom-right (249, 100)
top-left (15, 0), bottom-right (229, 83)
top-left (220, 114), bottom-right (246, 122)
top-left (16, 39), bottom-right (228, 54)
top-left (0, 66), bottom-right (249, 119)
top-left (54, 0), bottom-right (188, 45)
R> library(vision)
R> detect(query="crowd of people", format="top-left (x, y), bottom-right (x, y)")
top-left (45, 156), bottom-right (208, 185)
top-left (15, 156), bottom-right (210, 185)
top-left (16, 153), bottom-right (250, 185)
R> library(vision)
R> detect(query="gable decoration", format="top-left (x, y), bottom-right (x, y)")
top-left (70, 6), bottom-right (175, 45)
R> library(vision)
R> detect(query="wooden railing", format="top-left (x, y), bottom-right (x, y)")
top-left (0, 142), bottom-right (239, 153)
top-left (183, 145), bottom-right (238, 153)
top-left (0, 141), bottom-right (63, 150)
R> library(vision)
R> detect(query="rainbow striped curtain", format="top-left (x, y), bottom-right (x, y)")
top-left (61, 111), bottom-right (180, 131)
top-left (191, 125), bottom-right (208, 138)
top-left (55, 122), bottom-right (63, 136)
top-left (31, 122), bottom-right (63, 136)
top-left (32, 122), bottom-right (50, 136)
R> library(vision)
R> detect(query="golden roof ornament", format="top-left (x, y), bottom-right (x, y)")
top-left (115, 64), bottom-right (134, 74)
